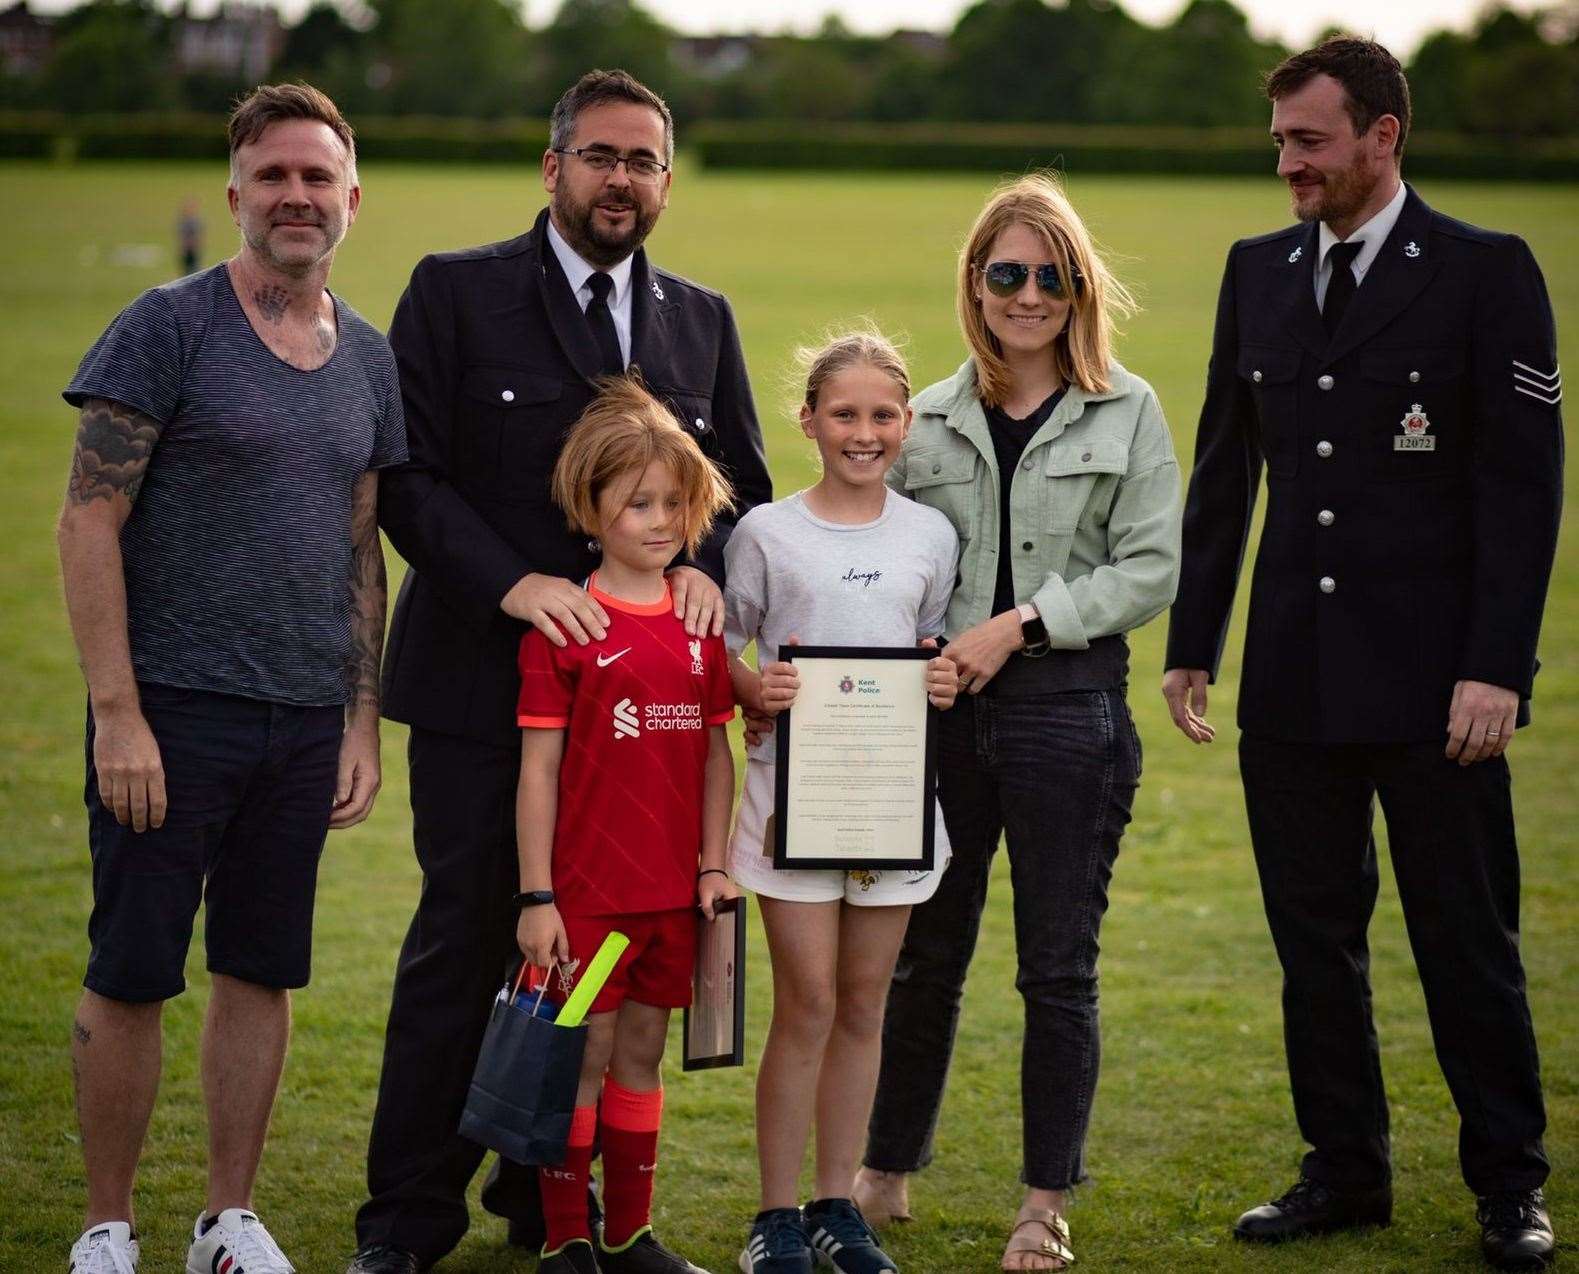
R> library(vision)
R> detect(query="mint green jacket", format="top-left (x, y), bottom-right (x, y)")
top-left (889, 358), bottom-right (1181, 648)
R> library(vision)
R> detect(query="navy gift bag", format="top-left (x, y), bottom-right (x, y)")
top-left (458, 962), bottom-right (587, 1165)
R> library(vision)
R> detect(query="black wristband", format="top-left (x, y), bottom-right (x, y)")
top-left (514, 889), bottom-right (555, 908)
top-left (697, 868), bottom-right (730, 881)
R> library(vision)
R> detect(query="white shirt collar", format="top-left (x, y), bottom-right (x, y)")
top-left (1318, 180), bottom-right (1408, 281)
top-left (546, 215), bottom-right (633, 310)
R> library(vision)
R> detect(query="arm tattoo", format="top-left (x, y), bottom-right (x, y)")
top-left (345, 472), bottom-right (386, 717)
top-left (253, 285), bottom-right (289, 323)
top-left (68, 399), bottom-right (163, 506)
top-left (73, 1019), bottom-right (92, 1044)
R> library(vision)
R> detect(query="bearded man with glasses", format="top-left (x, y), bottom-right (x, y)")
top-left (349, 69), bottom-right (771, 1274)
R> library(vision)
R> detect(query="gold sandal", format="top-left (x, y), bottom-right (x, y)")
top-left (1002, 1204), bottom-right (1074, 1271)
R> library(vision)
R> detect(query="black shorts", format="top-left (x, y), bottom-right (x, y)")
top-left (83, 681), bottom-right (343, 1003)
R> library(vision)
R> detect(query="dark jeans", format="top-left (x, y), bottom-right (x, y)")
top-left (356, 727), bottom-right (534, 1263)
top-left (866, 686), bottom-right (1141, 1190)
top-left (1240, 735), bottom-right (1548, 1196)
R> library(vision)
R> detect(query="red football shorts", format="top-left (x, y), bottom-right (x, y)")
top-left (534, 908), bottom-right (697, 1016)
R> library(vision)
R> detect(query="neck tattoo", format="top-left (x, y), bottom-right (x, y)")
top-left (253, 285), bottom-right (289, 323)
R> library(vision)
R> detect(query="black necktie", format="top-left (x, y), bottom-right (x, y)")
top-left (584, 272), bottom-right (624, 377)
top-left (1322, 241), bottom-right (1362, 339)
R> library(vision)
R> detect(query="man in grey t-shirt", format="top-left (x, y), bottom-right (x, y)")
top-left (57, 85), bottom-right (404, 1274)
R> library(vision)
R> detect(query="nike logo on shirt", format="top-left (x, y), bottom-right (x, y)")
top-left (596, 647), bottom-right (632, 667)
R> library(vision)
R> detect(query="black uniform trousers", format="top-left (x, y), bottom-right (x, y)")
top-left (355, 726), bottom-right (537, 1263)
top-left (1238, 733), bottom-right (1548, 1197)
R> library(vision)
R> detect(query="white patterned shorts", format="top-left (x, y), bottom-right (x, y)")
top-left (728, 759), bottom-right (951, 906)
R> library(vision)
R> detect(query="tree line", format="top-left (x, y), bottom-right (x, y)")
top-left (6, 0), bottom-right (1577, 138)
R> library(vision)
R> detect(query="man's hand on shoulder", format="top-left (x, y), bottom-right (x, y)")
top-left (502, 573), bottom-right (609, 647)
top-left (330, 710), bottom-right (381, 829)
top-left (92, 699), bottom-right (167, 832)
top-left (668, 565), bottom-right (723, 638)
top-left (1446, 679), bottom-right (1518, 766)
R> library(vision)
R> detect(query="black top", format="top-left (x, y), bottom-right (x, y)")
top-left (377, 207), bottom-right (773, 743)
top-left (986, 388), bottom-right (1066, 618)
top-left (1165, 185), bottom-right (1563, 742)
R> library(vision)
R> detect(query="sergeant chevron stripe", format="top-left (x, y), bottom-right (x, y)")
top-left (1512, 359), bottom-right (1562, 404)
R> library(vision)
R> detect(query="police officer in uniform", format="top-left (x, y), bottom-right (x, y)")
top-left (1163, 38), bottom-right (1561, 1271)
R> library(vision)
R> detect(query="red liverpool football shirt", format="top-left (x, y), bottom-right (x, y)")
top-left (517, 577), bottom-right (735, 917)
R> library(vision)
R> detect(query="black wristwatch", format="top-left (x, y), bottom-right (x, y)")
top-left (1017, 603), bottom-right (1050, 657)
top-left (513, 889), bottom-right (556, 908)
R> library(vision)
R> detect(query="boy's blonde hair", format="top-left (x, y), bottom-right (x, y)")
top-left (956, 172), bottom-right (1136, 406)
top-left (553, 375), bottom-right (733, 558)
top-left (798, 322), bottom-right (910, 410)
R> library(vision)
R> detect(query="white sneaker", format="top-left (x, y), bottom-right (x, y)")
top-left (69, 1222), bottom-right (139, 1273)
top-left (185, 1208), bottom-right (295, 1274)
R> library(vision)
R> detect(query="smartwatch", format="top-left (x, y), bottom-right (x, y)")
top-left (1017, 602), bottom-right (1050, 656)
top-left (513, 889), bottom-right (556, 908)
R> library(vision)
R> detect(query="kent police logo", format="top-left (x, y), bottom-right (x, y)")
top-left (839, 676), bottom-right (855, 695)
top-left (1394, 403), bottom-right (1436, 451)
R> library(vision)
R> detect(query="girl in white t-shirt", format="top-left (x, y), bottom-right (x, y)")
top-left (725, 329), bottom-right (959, 1274)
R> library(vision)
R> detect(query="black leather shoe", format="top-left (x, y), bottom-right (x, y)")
top-left (1478, 1189), bottom-right (1555, 1270)
top-left (599, 1228), bottom-right (710, 1274)
top-left (345, 1244), bottom-right (420, 1274)
top-left (541, 1237), bottom-right (603, 1274)
top-left (1233, 1176), bottom-right (1392, 1242)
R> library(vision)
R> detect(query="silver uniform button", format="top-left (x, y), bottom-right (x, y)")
top-left (1409, 370), bottom-right (1421, 383)
top-left (501, 389), bottom-right (515, 403)
top-left (1319, 576), bottom-right (1336, 594)
top-left (1316, 440), bottom-right (1334, 458)
top-left (1317, 374), bottom-right (1335, 390)
top-left (1252, 370), bottom-right (1263, 383)
top-left (693, 417), bottom-right (706, 432)
top-left (1317, 509), bottom-right (1335, 526)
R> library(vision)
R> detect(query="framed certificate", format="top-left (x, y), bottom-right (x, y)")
top-left (773, 646), bottom-right (937, 871)
top-left (683, 896), bottom-right (746, 1071)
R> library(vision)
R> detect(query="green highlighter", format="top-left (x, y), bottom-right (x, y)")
top-left (555, 930), bottom-right (631, 1027)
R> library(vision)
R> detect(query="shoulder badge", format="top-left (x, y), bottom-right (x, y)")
top-left (1403, 241), bottom-right (1421, 258)
top-left (1287, 246), bottom-right (1303, 264)
top-left (651, 278), bottom-right (665, 301)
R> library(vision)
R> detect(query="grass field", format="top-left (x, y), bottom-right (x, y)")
top-left (0, 161), bottom-right (1574, 1273)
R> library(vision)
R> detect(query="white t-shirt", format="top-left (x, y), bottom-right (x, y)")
top-left (724, 488), bottom-right (960, 765)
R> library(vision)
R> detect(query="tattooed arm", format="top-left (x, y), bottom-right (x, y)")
top-left (56, 397), bottom-right (166, 831)
top-left (330, 469), bottom-right (385, 829)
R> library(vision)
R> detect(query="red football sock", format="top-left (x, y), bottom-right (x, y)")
top-left (599, 1078), bottom-right (664, 1249)
top-left (541, 1104), bottom-right (598, 1252)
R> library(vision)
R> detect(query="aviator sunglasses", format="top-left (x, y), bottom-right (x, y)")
top-left (979, 259), bottom-right (1085, 299)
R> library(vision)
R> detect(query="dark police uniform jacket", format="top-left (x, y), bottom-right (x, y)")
top-left (1165, 186), bottom-right (1563, 743)
top-left (379, 207), bottom-right (772, 744)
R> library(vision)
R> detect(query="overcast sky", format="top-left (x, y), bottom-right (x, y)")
top-left (29, 0), bottom-right (1546, 61)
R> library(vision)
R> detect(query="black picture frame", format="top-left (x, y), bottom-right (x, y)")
top-left (773, 645), bottom-right (938, 871)
top-left (682, 895), bottom-right (747, 1071)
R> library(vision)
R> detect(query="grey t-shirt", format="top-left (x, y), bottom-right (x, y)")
top-left (724, 488), bottom-right (960, 764)
top-left (64, 265), bottom-right (407, 705)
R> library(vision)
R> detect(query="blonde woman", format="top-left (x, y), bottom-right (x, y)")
top-left (852, 175), bottom-right (1181, 1271)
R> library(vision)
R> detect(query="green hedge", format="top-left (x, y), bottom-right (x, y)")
top-left (0, 112), bottom-right (550, 165)
top-left (689, 121), bottom-right (1579, 182)
top-left (2, 112), bottom-right (1576, 180)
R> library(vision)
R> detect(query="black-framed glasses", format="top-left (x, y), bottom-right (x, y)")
top-left (553, 147), bottom-right (670, 184)
top-left (979, 260), bottom-right (1084, 299)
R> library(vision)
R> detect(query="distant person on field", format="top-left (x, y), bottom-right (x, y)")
top-left (57, 83), bottom-right (404, 1274)
top-left (176, 196), bottom-right (204, 275)
top-left (1162, 36), bottom-right (1562, 1271)
top-left (350, 68), bottom-right (771, 1274)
